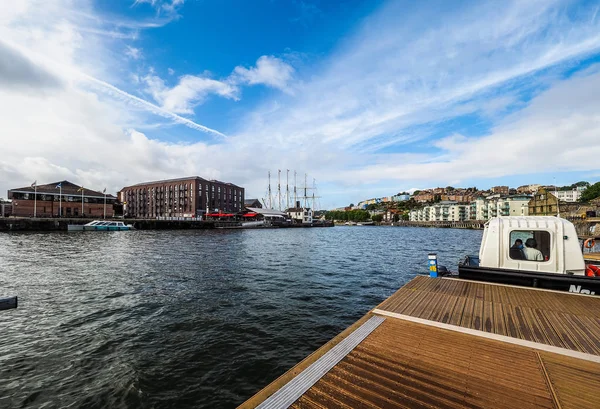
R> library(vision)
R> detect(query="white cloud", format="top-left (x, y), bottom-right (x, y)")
top-left (142, 73), bottom-right (239, 114)
top-left (140, 55), bottom-right (295, 114)
top-left (233, 55), bottom-right (295, 91)
top-left (125, 45), bottom-right (142, 60)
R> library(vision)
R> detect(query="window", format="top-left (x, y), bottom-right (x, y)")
top-left (509, 230), bottom-right (551, 262)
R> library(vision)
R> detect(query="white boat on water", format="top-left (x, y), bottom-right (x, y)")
top-left (68, 220), bottom-right (133, 231)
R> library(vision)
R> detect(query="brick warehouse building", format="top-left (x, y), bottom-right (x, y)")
top-left (8, 181), bottom-right (116, 217)
top-left (118, 176), bottom-right (245, 218)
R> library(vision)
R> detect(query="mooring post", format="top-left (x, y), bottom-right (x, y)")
top-left (428, 253), bottom-right (438, 278)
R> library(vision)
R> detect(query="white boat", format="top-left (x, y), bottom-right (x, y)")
top-left (457, 216), bottom-right (600, 296)
top-left (68, 220), bottom-right (133, 231)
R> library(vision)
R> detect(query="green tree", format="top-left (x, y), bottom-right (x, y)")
top-left (372, 214), bottom-right (383, 223)
top-left (581, 182), bottom-right (600, 202)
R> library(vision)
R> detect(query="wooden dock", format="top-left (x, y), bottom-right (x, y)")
top-left (239, 276), bottom-right (600, 409)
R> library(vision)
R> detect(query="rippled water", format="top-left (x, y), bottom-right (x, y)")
top-left (0, 226), bottom-right (482, 408)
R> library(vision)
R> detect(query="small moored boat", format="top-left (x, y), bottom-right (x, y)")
top-left (456, 216), bottom-right (600, 296)
top-left (68, 220), bottom-right (133, 231)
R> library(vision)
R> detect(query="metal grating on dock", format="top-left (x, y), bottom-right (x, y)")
top-left (256, 316), bottom-right (385, 409)
top-left (239, 276), bottom-right (600, 409)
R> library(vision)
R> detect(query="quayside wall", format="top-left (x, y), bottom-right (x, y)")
top-left (393, 220), bottom-right (486, 229)
top-left (0, 218), bottom-right (216, 231)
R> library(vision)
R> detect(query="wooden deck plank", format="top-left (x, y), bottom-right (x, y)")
top-left (376, 276), bottom-right (600, 355)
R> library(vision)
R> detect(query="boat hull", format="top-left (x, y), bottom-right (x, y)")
top-left (457, 264), bottom-right (600, 296)
top-left (68, 225), bottom-right (132, 231)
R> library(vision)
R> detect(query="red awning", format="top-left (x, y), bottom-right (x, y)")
top-left (243, 213), bottom-right (258, 217)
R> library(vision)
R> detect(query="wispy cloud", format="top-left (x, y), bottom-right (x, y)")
top-left (142, 72), bottom-right (239, 114)
top-left (233, 55), bottom-right (295, 92)
top-left (125, 45), bottom-right (143, 59)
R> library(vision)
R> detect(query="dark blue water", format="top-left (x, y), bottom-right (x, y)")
top-left (0, 226), bottom-right (482, 408)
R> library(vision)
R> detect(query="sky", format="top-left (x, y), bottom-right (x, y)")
top-left (1, 0), bottom-right (600, 209)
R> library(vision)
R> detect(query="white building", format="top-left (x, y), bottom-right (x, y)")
top-left (555, 189), bottom-right (582, 202)
top-left (410, 195), bottom-right (530, 222)
top-left (287, 207), bottom-right (313, 224)
top-left (409, 201), bottom-right (469, 222)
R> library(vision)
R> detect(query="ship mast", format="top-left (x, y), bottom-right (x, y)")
top-left (278, 170), bottom-right (281, 211)
top-left (312, 178), bottom-right (316, 212)
top-left (286, 169), bottom-right (290, 211)
top-left (268, 171), bottom-right (272, 209)
top-left (294, 171), bottom-right (297, 207)
top-left (304, 173), bottom-right (308, 208)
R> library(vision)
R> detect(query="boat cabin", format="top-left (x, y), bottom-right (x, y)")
top-left (458, 216), bottom-right (599, 295)
top-left (479, 216), bottom-right (585, 275)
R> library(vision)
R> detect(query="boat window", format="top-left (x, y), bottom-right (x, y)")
top-left (509, 230), bottom-right (551, 262)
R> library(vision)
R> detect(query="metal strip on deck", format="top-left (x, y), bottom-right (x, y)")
top-left (376, 275), bottom-right (600, 355)
top-left (255, 316), bottom-right (385, 409)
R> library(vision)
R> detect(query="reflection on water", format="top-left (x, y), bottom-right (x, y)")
top-left (0, 226), bottom-right (482, 408)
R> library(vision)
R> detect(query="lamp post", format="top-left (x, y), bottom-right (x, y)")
top-left (32, 181), bottom-right (37, 218)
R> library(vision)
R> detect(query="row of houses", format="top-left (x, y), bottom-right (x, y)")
top-left (411, 185), bottom-right (584, 204)
top-left (409, 195), bottom-right (531, 222)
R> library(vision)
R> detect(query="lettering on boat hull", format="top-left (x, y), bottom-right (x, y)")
top-left (569, 284), bottom-right (596, 295)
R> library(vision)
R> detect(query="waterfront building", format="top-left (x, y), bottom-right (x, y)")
top-left (528, 188), bottom-right (559, 216)
top-left (409, 201), bottom-right (469, 222)
top-left (410, 195), bottom-right (530, 222)
top-left (119, 176), bottom-right (244, 218)
top-left (287, 207), bottom-right (313, 224)
top-left (8, 181), bottom-right (116, 218)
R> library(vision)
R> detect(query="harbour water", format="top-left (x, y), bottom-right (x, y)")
top-left (0, 227), bottom-right (482, 408)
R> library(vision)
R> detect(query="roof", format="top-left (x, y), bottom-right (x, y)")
top-left (286, 207), bottom-right (311, 212)
top-left (488, 216), bottom-right (571, 229)
top-left (246, 207), bottom-right (287, 217)
top-left (9, 181), bottom-right (115, 198)
top-left (123, 176), bottom-right (243, 189)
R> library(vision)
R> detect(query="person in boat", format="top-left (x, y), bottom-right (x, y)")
top-left (523, 238), bottom-right (543, 261)
top-left (509, 239), bottom-right (525, 260)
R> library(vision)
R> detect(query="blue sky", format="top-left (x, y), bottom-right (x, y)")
top-left (1, 0), bottom-right (600, 208)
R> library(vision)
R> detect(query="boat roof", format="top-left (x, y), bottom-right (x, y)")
top-left (487, 216), bottom-right (573, 229)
